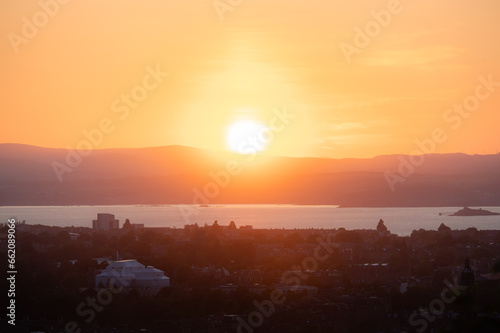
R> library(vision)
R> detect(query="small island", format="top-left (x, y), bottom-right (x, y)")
top-left (450, 207), bottom-right (500, 216)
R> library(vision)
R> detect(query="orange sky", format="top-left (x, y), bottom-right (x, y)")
top-left (1, 0), bottom-right (500, 158)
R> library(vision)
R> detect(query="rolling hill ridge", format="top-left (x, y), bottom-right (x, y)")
top-left (1, 143), bottom-right (500, 207)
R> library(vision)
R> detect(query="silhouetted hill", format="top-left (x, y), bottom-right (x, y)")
top-left (1, 143), bottom-right (500, 206)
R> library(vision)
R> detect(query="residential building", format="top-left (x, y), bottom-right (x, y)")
top-left (92, 213), bottom-right (119, 231)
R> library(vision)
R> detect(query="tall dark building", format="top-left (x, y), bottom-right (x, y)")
top-left (459, 257), bottom-right (475, 287)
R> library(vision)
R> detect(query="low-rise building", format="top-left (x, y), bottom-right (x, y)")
top-left (95, 259), bottom-right (170, 292)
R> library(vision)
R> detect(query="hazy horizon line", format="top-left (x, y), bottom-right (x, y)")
top-left (1, 142), bottom-right (499, 160)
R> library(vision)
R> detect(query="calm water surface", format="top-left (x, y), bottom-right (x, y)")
top-left (1, 205), bottom-right (499, 236)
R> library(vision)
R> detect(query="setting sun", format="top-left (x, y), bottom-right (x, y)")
top-left (226, 120), bottom-right (269, 154)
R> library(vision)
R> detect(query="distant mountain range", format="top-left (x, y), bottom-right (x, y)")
top-left (1, 143), bottom-right (500, 207)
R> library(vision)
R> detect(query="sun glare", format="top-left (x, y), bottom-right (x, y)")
top-left (226, 120), bottom-right (269, 154)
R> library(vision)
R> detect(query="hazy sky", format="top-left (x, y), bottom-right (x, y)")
top-left (1, 0), bottom-right (500, 158)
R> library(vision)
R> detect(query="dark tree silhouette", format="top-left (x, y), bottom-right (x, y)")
top-left (123, 219), bottom-right (131, 229)
top-left (438, 222), bottom-right (451, 232)
top-left (377, 219), bottom-right (388, 232)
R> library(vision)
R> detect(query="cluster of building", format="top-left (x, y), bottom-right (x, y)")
top-left (92, 213), bottom-right (144, 231)
top-left (92, 214), bottom-right (167, 295)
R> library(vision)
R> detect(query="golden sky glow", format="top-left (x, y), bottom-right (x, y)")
top-left (1, 0), bottom-right (500, 158)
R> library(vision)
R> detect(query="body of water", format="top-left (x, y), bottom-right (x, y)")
top-left (1, 205), bottom-right (499, 236)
